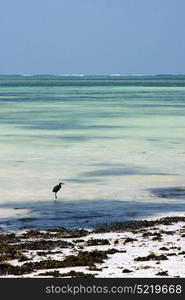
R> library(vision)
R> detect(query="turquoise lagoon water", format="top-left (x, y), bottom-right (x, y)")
top-left (0, 75), bottom-right (185, 231)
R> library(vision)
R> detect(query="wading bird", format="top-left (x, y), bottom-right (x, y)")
top-left (52, 182), bottom-right (64, 199)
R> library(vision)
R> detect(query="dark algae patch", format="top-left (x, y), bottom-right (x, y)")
top-left (106, 248), bottom-right (126, 254)
top-left (160, 230), bottom-right (175, 235)
top-left (134, 252), bottom-right (168, 262)
top-left (152, 236), bottom-right (162, 241)
top-left (0, 242), bottom-right (29, 262)
top-left (52, 250), bottom-right (109, 267)
top-left (178, 251), bottom-right (185, 255)
top-left (122, 268), bottom-right (133, 273)
top-left (0, 239), bottom-right (72, 256)
top-left (124, 237), bottom-right (137, 244)
top-left (152, 187), bottom-right (185, 199)
top-left (88, 266), bottom-right (103, 271)
top-left (166, 253), bottom-right (177, 256)
top-left (37, 250), bottom-right (62, 257)
top-left (18, 240), bottom-right (73, 250)
top-left (17, 228), bottom-right (89, 240)
top-left (0, 262), bottom-right (34, 275)
top-left (37, 270), bottom-right (62, 277)
top-left (156, 270), bottom-right (169, 276)
top-left (38, 270), bottom-right (95, 278)
top-left (72, 239), bottom-right (85, 244)
top-left (94, 217), bottom-right (185, 233)
top-left (21, 230), bottom-right (47, 239)
top-left (159, 247), bottom-right (169, 251)
top-left (45, 228), bottom-right (89, 238)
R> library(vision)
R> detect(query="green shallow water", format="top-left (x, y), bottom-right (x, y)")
top-left (0, 75), bottom-right (185, 230)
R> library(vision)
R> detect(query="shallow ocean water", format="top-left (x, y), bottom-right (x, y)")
top-left (0, 75), bottom-right (185, 231)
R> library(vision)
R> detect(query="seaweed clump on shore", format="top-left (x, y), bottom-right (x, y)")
top-left (0, 242), bottom-right (29, 262)
top-left (18, 240), bottom-right (73, 250)
top-left (124, 237), bottom-right (137, 244)
top-left (38, 270), bottom-right (95, 278)
top-left (45, 228), bottom-right (89, 238)
top-left (94, 217), bottom-right (185, 233)
top-left (122, 268), bottom-right (133, 273)
top-left (0, 239), bottom-right (72, 262)
top-left (46, 250), bottom-right (108, 268)
top-left (156, 270), bottom-right (169, 276)
top-left (134, 252), bottom-right (168, 262)
top-left (0, 262), bottom-right (34, 275)
top-left (0, 233), bottom-right (20, 243)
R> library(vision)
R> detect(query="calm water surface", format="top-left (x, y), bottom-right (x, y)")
top-left (0, 75), bottom-right (185, 231)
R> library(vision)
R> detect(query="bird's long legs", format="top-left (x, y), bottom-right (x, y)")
top-left (55, 192), bottom-right (57, 199)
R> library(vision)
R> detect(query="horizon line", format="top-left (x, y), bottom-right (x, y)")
top-left (0, 73), bottom-right (185, 77)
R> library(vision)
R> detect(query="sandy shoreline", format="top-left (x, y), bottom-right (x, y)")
top-left (0, 215), bottom-right (185, 278)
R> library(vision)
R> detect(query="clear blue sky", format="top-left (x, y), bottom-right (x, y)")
top-left (1, 0), bottom-right (185, 75)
